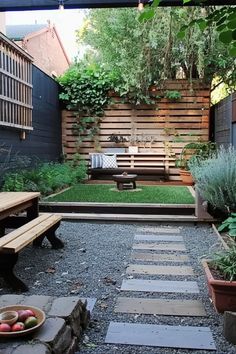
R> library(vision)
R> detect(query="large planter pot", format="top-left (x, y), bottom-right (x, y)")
top-left (179, 169), bottom-right (194, 185)
top-left (202, 260), bottom-right (236, 313)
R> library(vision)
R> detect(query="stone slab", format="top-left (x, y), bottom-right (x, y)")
top-left (137, 227), bottom-right (180, 234)
top-left (133, 243), bottom-right (186, 251)
top-left (79, 298), bottom-right (96, 313)
top-left (21, 295), bottom-right (52, 311)
top-left (114, 297), bottom-right (206, 316)
top-left (48, 297), bottom-right (81, 318)
top-left (34, 317), bottom-right (66, 344)
top-left (0, 295), bottom-right (25, 308)
top-left (131, 252), bottom-right (189, 262)
top-left (12, 344), bottom-right (50, 354)
top-left (134, 234), bottom-right (183, 242)
top-left (121, 279), bottom-right (199, 293)
top-left (105, 322), bottom-right (216, 350)
top-left (126, 264), bottom-right (194, 276)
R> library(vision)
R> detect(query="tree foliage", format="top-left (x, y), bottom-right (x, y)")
top-left (77, 6), bottom-right (235, 102)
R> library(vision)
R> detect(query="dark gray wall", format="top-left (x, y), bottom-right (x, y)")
top-left (0, 65), bottom-right (62, 169)
top-left (211, 94), bottom-right (233, 147)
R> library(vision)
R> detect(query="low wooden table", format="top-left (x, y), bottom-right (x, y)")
top-left (112, 174), bottom-right (137, 191)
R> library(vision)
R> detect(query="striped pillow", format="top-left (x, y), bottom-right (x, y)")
top-left (90, 154), bottom-right (103, 169)
top-left (102, 154), bottom-right (118, 168)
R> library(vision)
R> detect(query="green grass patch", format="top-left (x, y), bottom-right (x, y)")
top-left (46, 184), bottom-right (194, 204)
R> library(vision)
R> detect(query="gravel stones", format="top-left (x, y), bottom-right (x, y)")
top-left (1, 222), bottom-right (236, 353)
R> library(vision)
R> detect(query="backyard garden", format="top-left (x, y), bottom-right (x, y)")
top-left (1, 1), bottom-right (236, 353)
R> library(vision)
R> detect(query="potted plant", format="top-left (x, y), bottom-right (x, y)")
top-left (202, 247), bottom-right (236, 313)
top-left (176, 142), bottom-right (216, 184)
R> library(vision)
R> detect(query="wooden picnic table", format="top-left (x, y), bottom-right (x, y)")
top-left (0, 192), bottom-right (63, 291)
top-left (0, 192), bottom-right (40, 236)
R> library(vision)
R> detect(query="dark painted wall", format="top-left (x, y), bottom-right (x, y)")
top-left (211, 94), bottom-right (234, 148)
top-left (0, 65), bottom-right (62, 171)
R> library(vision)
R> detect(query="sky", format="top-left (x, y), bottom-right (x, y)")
top-left (5, 9), bottom-right (86, 60)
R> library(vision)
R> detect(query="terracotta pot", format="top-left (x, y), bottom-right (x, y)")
top-left (179, 169), bottom-right (194, 185)
top-left (202, 260), bottom-right (236, 313)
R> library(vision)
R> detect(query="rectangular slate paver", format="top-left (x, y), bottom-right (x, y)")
top-left (133, 243), bottom-right (186, 251)
top-left (114, 297), bottom-right (206, 316)
top-left (131, 252), bottom-right (189, 262)
top-left (121, 279), bottom-right (199, 293)
top-left (126, 264), bottom-right (194, 276)
top-left (105, 322), bottom-right (216, 350)
top-left (134, 234), bottom-right (183, 242)
top-left (137, 227), bottom-right (181, 234)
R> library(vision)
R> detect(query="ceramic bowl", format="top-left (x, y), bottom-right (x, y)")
top-left (0, 311), bottom-right (18, 325)
top-left (0, 305), bottom-right (46, 337)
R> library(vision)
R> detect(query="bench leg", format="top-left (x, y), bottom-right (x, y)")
top-left (0, 254), bottom-right (28, 292)
top-left (33, 222), bottom-right (64, 249)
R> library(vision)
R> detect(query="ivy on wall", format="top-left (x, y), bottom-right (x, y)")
top-left (58, 63), bottom-right (117, 147)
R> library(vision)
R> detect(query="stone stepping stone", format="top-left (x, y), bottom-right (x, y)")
top-left (133, 243), bottom-right (186, 251)
top-left (121, 279), bottom-right (199, 293)
top-left (126, 264), bottom-right (194, 276)
top-left (131, 252), bottom-right (189, 262)
top-left (105, 322), bottom-right (216, 350)
top-left (137, 227), bottom-right (180, 234)
top-left (134, 234), bottom-right (183, 242)
top-left (114, 297), bottom-right (206, 316)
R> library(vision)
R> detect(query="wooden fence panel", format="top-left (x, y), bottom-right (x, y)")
top-left (62, 80), bottom-right (210, 180)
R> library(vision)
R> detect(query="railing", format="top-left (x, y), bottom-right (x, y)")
top-left (0, 32), bottom-right (33, 130)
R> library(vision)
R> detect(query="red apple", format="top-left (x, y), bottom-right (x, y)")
top-left (11, 322), bottom-right (25, 332)
top-left (0, 323), bottom-right (11, 332)
top-left (17, 310), bottom-right (30, 322)
top-left (25, 309), bottom-right (35, 317)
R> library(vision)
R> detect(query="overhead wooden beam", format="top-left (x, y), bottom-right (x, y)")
top-left (0, 0), bottom-right (232, 12)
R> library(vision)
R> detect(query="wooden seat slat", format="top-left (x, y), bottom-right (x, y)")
top-left (0, 213), bottom-right (53, 248)
top-left (2, 214), bottom-right (62, 254)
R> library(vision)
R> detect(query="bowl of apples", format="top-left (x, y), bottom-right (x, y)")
top-left (0, 305), bottom-right (46, 337)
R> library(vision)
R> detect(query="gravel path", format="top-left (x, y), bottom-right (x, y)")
top-left (1, 221), bottom-right (236, 354)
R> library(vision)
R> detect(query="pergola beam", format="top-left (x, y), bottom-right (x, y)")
top-left (0, 0), bottom-right (232, 12)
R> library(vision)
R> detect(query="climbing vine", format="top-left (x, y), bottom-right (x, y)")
top-left (58, 63), bottom-right (117, 147)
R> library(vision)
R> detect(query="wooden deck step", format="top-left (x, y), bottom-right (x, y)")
top-left (121, 279), bottom-right (199, 293)
top-left (114, 297), bottom-right (206, 316)
top-left (50, 213), bottom-right (199, 222)
top-left (105, 322), bottom-right (216, 350)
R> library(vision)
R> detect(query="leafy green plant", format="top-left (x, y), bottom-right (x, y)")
top-left (218, 213), bottom-right (236, 237)
top-left (164, 90), bottom-right (182, 100)
top-left (210, 247), bottom-right (236, 281)
top-left (2, 158), bottom-right (87, 196)
top-left (175, 141), bottom-right (216, 171)
top-left (190, 145), bottom-right (236, 214)
top-left (58, 63), bottom-right (116, 146)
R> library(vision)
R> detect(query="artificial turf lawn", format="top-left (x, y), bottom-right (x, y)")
top-left (46, 184), bottom-right (195, 204)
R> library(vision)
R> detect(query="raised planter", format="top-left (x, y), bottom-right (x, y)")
top-left (202, 260), bottom-right (236, 313)
top-left (179, 169), bottom-right (194, 185)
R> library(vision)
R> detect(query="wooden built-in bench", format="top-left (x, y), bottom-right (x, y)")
top-left (0, 213), bottom-right (63, 291)
top-left (88, 152), bottom-right (175, 181)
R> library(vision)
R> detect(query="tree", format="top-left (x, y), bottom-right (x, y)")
top-left (77, 6), bottom-right (235, 102)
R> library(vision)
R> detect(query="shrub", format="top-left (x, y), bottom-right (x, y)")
top-left (190, 145), bottom-right (236, 213)
top-left (2, 159), bottom-right (87, 196)
top-left (210, 247), bottom-right (236, 281)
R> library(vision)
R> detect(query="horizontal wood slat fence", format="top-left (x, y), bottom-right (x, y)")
top-left (62, 80), bottom-right (210, 180)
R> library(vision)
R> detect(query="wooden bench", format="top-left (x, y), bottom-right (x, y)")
top-left (0, 213), bottom-right (63, 292)
top-left (88, 153), bottom-right (175, 181)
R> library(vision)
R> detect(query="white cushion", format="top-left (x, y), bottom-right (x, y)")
top-left (102, 154), bottom-right (118, 168)
top-left (90, 153), bottom-right (103, 168)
